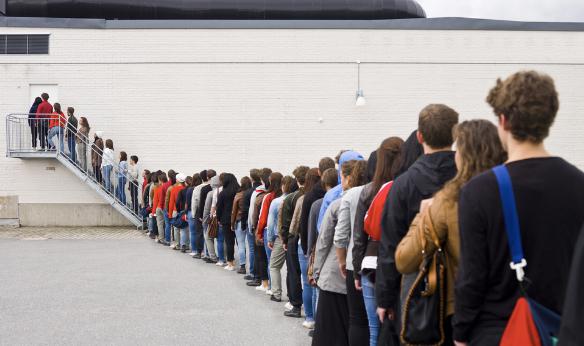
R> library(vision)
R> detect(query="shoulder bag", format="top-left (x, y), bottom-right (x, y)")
top-left (208, 215), bottom-right (219, 239)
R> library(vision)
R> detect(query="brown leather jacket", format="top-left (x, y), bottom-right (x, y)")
top-left (231, 191), bottom-right (245, 229)
top-left (395, 189), bottom-right (460, 316)
top-left (91, 137), bottom-right (103, 167)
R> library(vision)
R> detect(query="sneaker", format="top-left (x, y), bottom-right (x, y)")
top-left (302, 320), bottom-right (315, 329)
top-left (237, 266), bottom-right (246, 274)
top-left (243, 275), bottom-right (254, 281)
top-left (284, 302), bottom-right (293, 311)
top-left (226, 265), bottom-right (236, 271)
top-left (204, 257), bottom-right (216, 264)
top-left (189, 252), bottom-right (197, 256)
top-left (223, 265), bottom-right (231, 270)
top-left (246, 279), bottom-right (261, 287)
top-left (308, 330), bottom-right (314, 338)
top-left (265, 289), bottom-right (273, 295)
top-left (193, 253), bottom-right (201, 259)
top-left (215, 261), bottom-right (225, 266)
top-left (180, 245), bottom-right (187, 253)
top-left (270, 295), bottom-right (282, 302)
top-left (255, 285), bottom-right (267, 292)
top-left (284, 307), bottom-right (302, 318)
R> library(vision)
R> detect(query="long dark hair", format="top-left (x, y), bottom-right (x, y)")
top-left (33, 97), bottom-right (42, 106)
top-left (303, 168), bottom-right (320, 194)
top-left (267, 172), bottom-right (283, 198)
top-left (396, 130), bottom-right (423, 176)
top-left (80, 117), bottom-right (90, 130)
top-left (221, 173), bottom-right (240, 199)
top-left (372, 137), bottom-right (405, 193)
top-left (53, 103), bottom-right (62, 114)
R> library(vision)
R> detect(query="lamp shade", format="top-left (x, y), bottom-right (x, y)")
top-left (355, 88), bottom-right (366, 106)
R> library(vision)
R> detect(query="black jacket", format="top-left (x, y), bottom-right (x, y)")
top-left (241, 182), bottom-right (261, 231)
top-left (216, 190), bottom-right (234, 228)
top-left (375, 151), bottom-right (456, 309)
top-left (352, 182), bottom-right (376, 277)
top-left (299, 181), bottom-right (326, 253)
top-left (559, 223), bottom-right (584, 346)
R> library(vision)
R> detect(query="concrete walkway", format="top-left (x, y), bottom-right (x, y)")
top-left (0, 231), bottom-right (309, 345)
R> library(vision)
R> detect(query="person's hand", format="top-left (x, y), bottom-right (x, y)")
top-left (420, 198), bottom-right (434, 214)
top-left (454, 342), bottom-right (468, 346)
top-left (283, 242), bottom-right (288, 251)
top-left (354, 279), bottom-right (362, 291)
top-left (268, 241), bottom-right (274, 250)
top-left (309, 277), bottom-right (317, 287)
top-left (377, 307), bottom-right (395, 323)
top-left (338, 262), bottom-right (347, 279)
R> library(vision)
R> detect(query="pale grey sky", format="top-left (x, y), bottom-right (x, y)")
top-left (417, 0), bottom-right (584, 22)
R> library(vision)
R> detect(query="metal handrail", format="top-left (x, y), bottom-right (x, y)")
top-left (5, 113), bottom-right (142, 223)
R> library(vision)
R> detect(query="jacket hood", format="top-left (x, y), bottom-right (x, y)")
top-left (338, 150), bottom-right (365, 183)
top-left (210, 176), bottom-right (221, 189)
top-left (408, 151), bottom-right (456, 196)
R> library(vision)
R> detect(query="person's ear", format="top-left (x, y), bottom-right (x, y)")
top-left (499, 114), bottom-right (507, 129)
top-left (416, 130), bottom-right (424, 145)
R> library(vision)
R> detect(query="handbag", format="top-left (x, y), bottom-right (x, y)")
top-left (171, 210), bottom-right (188, 229)
top-left (208, 215), bottom-right (219, 239)
top-left (494, 165), bottom-right (561, 346)
top-left (307, 246), bottom-right (316, 283)
top-left (399, 210), bottom-right (447, 346)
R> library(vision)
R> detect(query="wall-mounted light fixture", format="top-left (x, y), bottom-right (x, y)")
top-left (355, 60), bottom-right (366, 107)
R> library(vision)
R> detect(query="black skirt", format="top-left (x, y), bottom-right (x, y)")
top-left (312, 289), bottom-right (349, 346)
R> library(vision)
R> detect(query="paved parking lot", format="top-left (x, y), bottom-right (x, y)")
top-left (0, 228), bottom-right (308, 346)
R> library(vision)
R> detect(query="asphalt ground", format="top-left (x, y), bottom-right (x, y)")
top-left (0, 228), bottom-right (309, 346)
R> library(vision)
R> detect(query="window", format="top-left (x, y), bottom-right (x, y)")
top-left (0, 34), bottom-right (49, 54)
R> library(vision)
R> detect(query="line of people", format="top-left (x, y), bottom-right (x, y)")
top-left (136, 71), bottom-right (584, 345)
top-left (28, 93), bottom-right (142, 214)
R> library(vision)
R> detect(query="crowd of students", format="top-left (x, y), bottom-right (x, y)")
top-left (33, 70), bottom-right (584, 345)
top-left (28, 94), bottom-right (142, 214)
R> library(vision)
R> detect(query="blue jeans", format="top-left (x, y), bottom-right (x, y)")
top-left (217, 224), bottom-right (225, 262)
top-left (246, 227), bottom-right (255, 275)
top-left (298, 246), bottom-right (314, 322)
top-left (116, 176), bottom-right (126, 204)
top-left (234, 221), bottom-right (247, 267)
top-left (313, 287), bottom-right (320, 319)
top-left (67, 135), bottom-right (76, 162)
top-left (163, 211), bottom-right (171, 242)
top-left (48, 126), bottom-right (64, 152)
top-left (188, 211), bottom-right (197, 252)
top-left (102, 165), bottom-right (113, 193)
top-left (263, 229), bottom-right (271, 284)
top-left (362, 274), bottom-right (379, 346)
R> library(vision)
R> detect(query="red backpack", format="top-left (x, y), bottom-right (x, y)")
top-left (363, 181), bottom-right (393, 241)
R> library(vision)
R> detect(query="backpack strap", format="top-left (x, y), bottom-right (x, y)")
top-left (493, 165), bottom-right (527, 282)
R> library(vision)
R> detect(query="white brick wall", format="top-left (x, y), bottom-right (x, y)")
top-left (1, 27), bottom-right (583, 206)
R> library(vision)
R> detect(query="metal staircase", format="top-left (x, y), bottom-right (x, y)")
top-left (5, 113), bottom-right (142, 227)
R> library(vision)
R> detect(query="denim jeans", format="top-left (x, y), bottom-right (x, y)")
top-left (263, 229), bottom-right (271, 283)
top-left (179, 227), bottom-right (189, 247)
top-left (67, 135), bottom-right (76, 163)
top-left (313, 287), bottom-right (320, 319)
top-left (298, 245), bottom-right (314, 322)
top-left (234, 221), bottom-right (247, 267)
top-left (217, 224), bottom-right (225, 262)
top-left (163, 211), bottom-right (171, 242)
top-left (102, 165), bottom-right (113, 193)
top-left (188, 211), bottom-right (197, 252)
top-left (116, 176), bottom-right (126, 205)
top-left (48, 126), bottom-right (64, 152)
top-left (246, 228), bottom-right (255, 275)
top-left (362, 274), bottom-right (379, 346)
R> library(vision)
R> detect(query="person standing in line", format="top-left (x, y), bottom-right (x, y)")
top-left (232, 176), bottom-right (252, 274)
top-left (396, 120), bottom-right (506, 344)
top-left (453, 71), bottom-right (584, 345)
top-left (116, 151), bottom-right (128, 205)
top-left (170, 173), bottom-right (187, 251)
top-left (185, 173), bottom-right (201, 255)
top-left (91, 131), bottom-right (104, 183)
top-left (128, 155), bottom-right (140, 214)
top-left (280, 166), bottom-right (310, 318)
top-left (65, 107), bottom-right (78, 163)
top-left (153, 172), bottom-right (168, 245)
top-left (28, 97), bottom-right (42, 150)
top-left (267, 175), bottom-right (294, 301)
top-left (144, 171), bottom-right (157, 237)
top-left (35, 93), bottom-right (53, 151)
top-left (168, 172), bottom-right (183, 250)
top-left (216, 173), bottom-right (240, 271)
top-left (47, 103), bottom-right (66, 153)
top-left (202, 175), bottom-right (221, 264)
top-left (244, 168), bottom-right (269, 284)
top-left (376, 104), bottom-right (458, 333)
top-left (101, 139), bottom-right (115, 193)
top-left (198, 170), bottom-right (216, 260)
top-left (192, 170), bottom-right (212, 258)
top-left (162, 170), bottom-right (176, 244)
top-left (77, 117), bottom-right (90, 172)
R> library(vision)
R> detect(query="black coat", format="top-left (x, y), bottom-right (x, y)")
top-left (375, 151), bottom-right (456, 309)
top-left (299, 181), bottom-right (326, 254)
top-left (559, 223), bottom-right (584, 346)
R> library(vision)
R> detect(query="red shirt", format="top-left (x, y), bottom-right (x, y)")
top-left (48, 111), bottom-right (66, 129)
top-left (160, 181), bottom-right (172, 210)
top-left (36, 100), bottom-right (53, 119)
top-left (168, 184), bottom-right (185, 217)
top-left (256, 192), bottom-right (275, 239)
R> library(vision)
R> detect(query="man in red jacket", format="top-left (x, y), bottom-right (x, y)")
top-left (35, 93), bottom-right (53, 151)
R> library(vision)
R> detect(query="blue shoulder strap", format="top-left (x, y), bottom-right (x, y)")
top-left (493, 165), bottom-right (527, 282)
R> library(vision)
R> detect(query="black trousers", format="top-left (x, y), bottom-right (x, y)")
top-left (223, 224), bottom-right (235, 262)
top-left (195, 219), bottom-right (205, 253)
top-left (130, 182), bottom-right (138, 214)
top-left (30, 123), bottom-right (38, 148)
top-left (286, 235), bottom-right (303, 307)
top-left (346, 270), bottom-right (370, 346)
top-left (255, 241), bottom-right (269, 280)
top-left (38, 120), bottom-right (49, 149)
top-left (312, 289), bottom-right (349, 346)
top-left (93, 164), bottom-right (102, 184)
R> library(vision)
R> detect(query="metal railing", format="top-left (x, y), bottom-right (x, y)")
top-left (5, 113), bottom-right (142, 226)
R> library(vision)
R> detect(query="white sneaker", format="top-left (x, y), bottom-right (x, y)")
top-left (302, 320), bottom-right (315, 329)
top-left (215, 261), bottom-right (225, 266)
top-left (265, 289), bottom-right (273, 295)
top-left (284, 302), bottom-right (293, 311)
top-left (226, 265), bottom-right (236, 271)
top-left (223, 265), bottom-right (231, 270)
top-left (255, 285), bottom-right (266, 292)
top-left (189, 252), bottom-right (196, 256)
